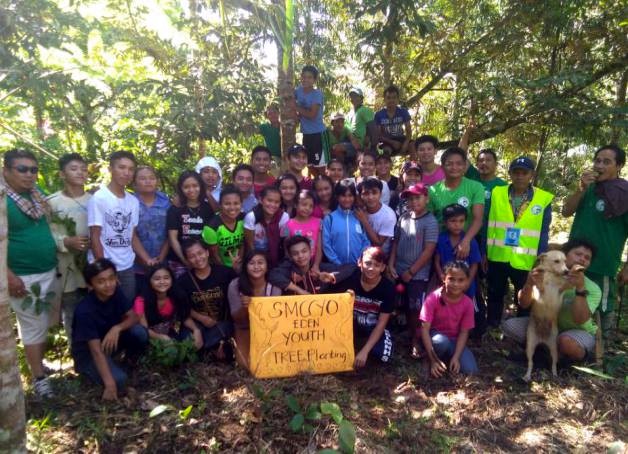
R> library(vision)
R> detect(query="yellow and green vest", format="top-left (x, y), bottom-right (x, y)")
top-left (487, 185), bottom-right (553, 270)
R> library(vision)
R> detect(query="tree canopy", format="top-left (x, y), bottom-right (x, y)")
top-left (1, 0), bottom-right (626, 194)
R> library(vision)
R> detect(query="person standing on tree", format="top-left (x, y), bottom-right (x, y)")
top-left (563, 144), bottom-right (628, 338)
top-left (374, 85), bottom-right (412, 156)
top-left (258, 104), bottom-right (282, 164)
top-left (46, 153), bottom-right (92, 341)
top-left (345, 87), bottom-right (374, 152)
top-left (2, 148), bottom-right (59, 398)
top-left (295, 65), bottom-right (328, 176)
top-left (485, 156), bottom-right (553, 327)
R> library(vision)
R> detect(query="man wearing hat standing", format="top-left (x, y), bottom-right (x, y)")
top-left (485, 156), bottom-right (553, 327)
top-left (346, 87), bottom-right (374, 152)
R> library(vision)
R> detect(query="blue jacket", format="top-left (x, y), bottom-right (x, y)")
top-left (322, 207), bottom-right (371, 265)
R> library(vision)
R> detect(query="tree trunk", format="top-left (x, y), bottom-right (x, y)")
top-left (0, 186), bottom-right (27, 453)
top-left (611, 70), bottom-right (627, 144)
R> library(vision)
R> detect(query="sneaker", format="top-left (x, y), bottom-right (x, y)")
top-left (33, 376), bottom-right (54, 399)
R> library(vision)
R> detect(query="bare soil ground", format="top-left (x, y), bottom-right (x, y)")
top-left (24, 325), bottom-right (627, 453)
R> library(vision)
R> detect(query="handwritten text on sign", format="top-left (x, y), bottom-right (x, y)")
top-left (248, 293), bottom-right (354, 378)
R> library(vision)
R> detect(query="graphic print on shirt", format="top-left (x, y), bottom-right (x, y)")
top-left (181, 214), bottom-right (204, 236)
top-left (354, 294), bottom-right (383, 330)
top-left (191, 286), bottom-right (225, 320)
top-left (104, 208), bottom-right (132, 247)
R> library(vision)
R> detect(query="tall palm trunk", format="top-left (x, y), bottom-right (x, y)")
top-left (0, 187), bottom-right (26, 453)
top-left (275, 0), bottom-right (297, 167)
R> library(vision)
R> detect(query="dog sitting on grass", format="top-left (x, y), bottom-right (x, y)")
top-left (522, 250), bottom-right (583, 382)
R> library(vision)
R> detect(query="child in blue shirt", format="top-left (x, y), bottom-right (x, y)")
top-left (322, 179), bottom-right (371, 265)
top-left (295, 65), bottom-right (328, 172)
top-left (434, 204), bottom-right (481, 298)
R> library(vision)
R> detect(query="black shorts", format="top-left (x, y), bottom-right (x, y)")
top-left (303, 132), bottom-right (329, 167)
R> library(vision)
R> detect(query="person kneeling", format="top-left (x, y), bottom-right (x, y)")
top-left (420, 261), bottom-right (478, 377)
top-left (133, 264), bottom-right (203, 349)
top-left (269, 235), bottom-right (354, 295)
top-left (228, 250), bottom-right (282, 368)
top-left (502, 239), bottom-right (602, 363)
top-left (71, 259), bottom-right (149, 401)
top-left (335, 247), bottom-right (394, 368)
top-left (177, 240), bottom-right (236, 360)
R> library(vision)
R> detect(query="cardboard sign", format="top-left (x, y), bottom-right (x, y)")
top-left (248, 292), bottom-right (355, 378)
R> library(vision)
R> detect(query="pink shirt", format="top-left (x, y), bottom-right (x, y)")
top-left (421, 166), bottom-right (445, 186)
top-left (419, 287), bottom-right (474, 338)
top-left (312, 205), bottom-right (324, 219)
top-left (284, 217), bottom-right (321, 257)
top-left (133, 296), bottom-right (175, 318)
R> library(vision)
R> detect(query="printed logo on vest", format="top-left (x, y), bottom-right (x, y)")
top-left (595, 199), bottom-right (605, 212)
top-left (485, 190), bottom-right (492, 200)
top-left (457, 196), bottom-right (470, 208)
top-left (531, 204), bottom-right (542, 215)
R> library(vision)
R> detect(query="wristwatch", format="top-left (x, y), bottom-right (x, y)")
top-left (575, 289), bottom-right (588, 297)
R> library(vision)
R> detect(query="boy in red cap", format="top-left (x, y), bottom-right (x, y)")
top-left (388, 183), bottom-right (439, 357)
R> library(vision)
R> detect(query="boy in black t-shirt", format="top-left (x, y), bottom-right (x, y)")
top-left (71, 259), bottom-right (148, 401)
top-left (335, 247), bottom-right (394, 367)
top-left (177, 239), bottom-right (235, 359)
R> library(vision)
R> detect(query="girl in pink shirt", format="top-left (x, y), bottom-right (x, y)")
top-left (134, 264), bottom-right (203, 349)
top-left (420, 260), bottom-right (478, 376)
top-left (284, 190), bottom-right (323, 273)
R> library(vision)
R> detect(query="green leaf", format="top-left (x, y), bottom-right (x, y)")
top-left (320, 402), bottom-right (343, 424)
top-left (318, 450), bottom-right (339, 454)
top-left (338, 420), bottom-right (356, 454)
top-left (285, 395), bottom-right (301, 413)
top-left (21, 296), bottom-right (33, 311)
top-left (178, 405), bottom-right (193, 420)
top-left (289, 413), bottom-right (304, 432)
top-left (149, 404), bottom-right (172, 418)
top-left (30, 282), bottom-right (41, 297)
top-left (305, 404), bottom-right (322, 421)
top-left (572, 366), bottom-right (614, 380)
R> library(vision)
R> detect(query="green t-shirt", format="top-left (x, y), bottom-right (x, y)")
top-left (465, 164), bottom-right (482, 182)
top-left (258, 123), bottom-right (281, 159)
top-left (557, 276), bottom-right (601, 335)
top-left (327, 126), bottom-right (352, 146)
top-left (7, 195), bottom-right (58, 275)
top-left (428, 177), bottom-right (485, 231)
top-left (202, 214), bottom-right (244, 267)
top-left (346, 105), bottom-right (374, 146)
top-left (569, 184), bottom-right (628, 276)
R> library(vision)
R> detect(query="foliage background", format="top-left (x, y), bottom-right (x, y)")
top-left (1, 0), bottom-right (626, 204)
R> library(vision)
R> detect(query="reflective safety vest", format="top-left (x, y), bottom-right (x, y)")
top-left (487, 185), bottom-right (553, 271)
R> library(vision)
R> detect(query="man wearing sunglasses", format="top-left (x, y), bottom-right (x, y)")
top-left (2, 148), bottom-right (59, 399)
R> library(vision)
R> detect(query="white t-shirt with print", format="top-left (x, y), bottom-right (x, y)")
top-left (367, 203), bottom-right (396, 254)
top-left (87, 185), bottom-right (139, 271)
top-left (243, 211), bottom-right (289, 251)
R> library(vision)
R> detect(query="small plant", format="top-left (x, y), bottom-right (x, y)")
top-left (144, 337), bottom-right (198, 367)
top-left (22, 282), bottom-right (55, 315)
top-left (285, 395), bottom-right (356, 454)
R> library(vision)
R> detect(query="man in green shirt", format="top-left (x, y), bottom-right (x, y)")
top-left (258, 104), bottom-right (282, 162)
top-left (563, 144), bottom-right (628, 336)
top-left (2, 148), bottom-right (59, 398)
top-left (327, 112), bottom-right (358, 168)
top-left (345, 87), bottom-right (374, 151)
top-left (428, 147), bottom-right (485, 260)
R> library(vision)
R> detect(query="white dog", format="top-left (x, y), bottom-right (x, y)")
top-left (523, 250), bottom-right (576, 382)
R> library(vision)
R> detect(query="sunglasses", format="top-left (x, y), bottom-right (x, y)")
top-left (12, 165), bottom-right (39, 174)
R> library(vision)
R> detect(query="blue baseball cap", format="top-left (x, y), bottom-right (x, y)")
top-left (509, 156), bottom-right (535, 171)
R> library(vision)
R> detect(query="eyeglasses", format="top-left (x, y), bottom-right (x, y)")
top-left (11, 165), bottom-right (39, 174)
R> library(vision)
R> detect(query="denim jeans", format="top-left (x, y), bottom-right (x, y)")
top-left (117, 268), bottom-right (136, 303)
top-left (76, 324), bottom-right (148, 388)
top-left (431, 330), bottom-right (478, 375)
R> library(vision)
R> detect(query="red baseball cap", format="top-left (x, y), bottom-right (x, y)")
top-left (401, 183), bottom-right (428, 198)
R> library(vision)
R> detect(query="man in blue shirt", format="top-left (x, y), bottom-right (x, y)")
top-left (295, 65), bottom-right (328, 175)
top-left (374, 85), bottom-right (412, 156)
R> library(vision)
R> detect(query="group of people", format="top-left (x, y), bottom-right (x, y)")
top-left (2, 67), bottom-right (626, 402)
